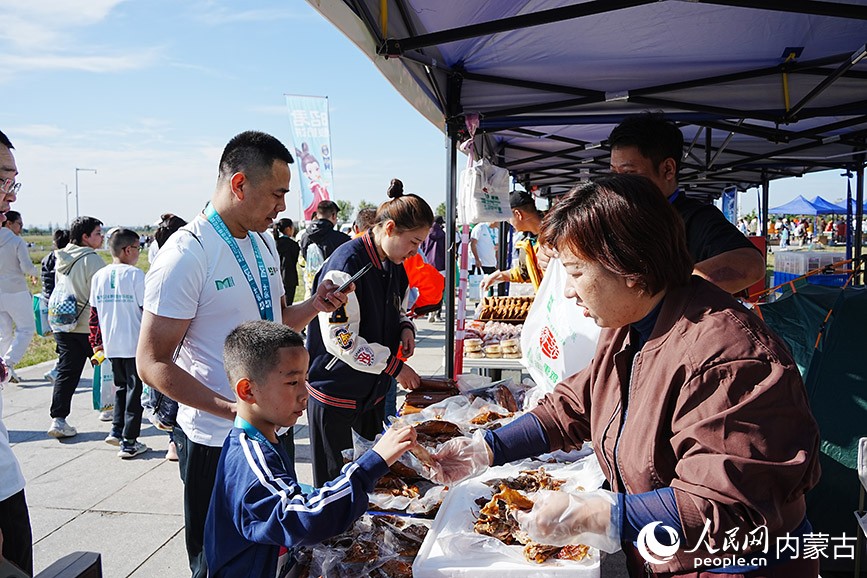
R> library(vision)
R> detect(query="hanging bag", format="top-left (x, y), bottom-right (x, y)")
top-left (458, 158), bottom-right (511, 225)
top-left (520, 258), bottom-right (602, 394)
top-left (33, 293), bottom-right (51, 336)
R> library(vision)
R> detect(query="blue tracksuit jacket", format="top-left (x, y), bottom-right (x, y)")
top-left (204, 425), bottom-right (388, 577)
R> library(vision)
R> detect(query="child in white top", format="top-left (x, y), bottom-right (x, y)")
top-left (89, 229), bottom-right (149, 459)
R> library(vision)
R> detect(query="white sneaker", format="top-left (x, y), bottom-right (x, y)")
top-left (47, 418), bottom-right (77, 438)
top-left (118, 441), bottom-right (149, 459)
top-left (98, 410), bottom-right (114, 422)
top-left (104, 434), bottom-right (122, 446)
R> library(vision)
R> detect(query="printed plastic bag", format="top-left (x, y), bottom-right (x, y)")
top-left (92, 361), bottom-right (115, 412)
top-left (521, 258), bottom-right (601, 395)
top-left (458, 159), bottom-right (511, 225)
top-left (33, 294), bottom-right (51, 336)
top-left (48, 274), bottom-right (82, 333)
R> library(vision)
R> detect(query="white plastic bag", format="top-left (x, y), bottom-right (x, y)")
top-left (92, 361), bottom-right (115, 412)
top-left (458, 159), bottom-right (511, 225)
top-left (520, 258), bottom-right (601, 394)
top-left (48, 274), bottom-right (83, 332)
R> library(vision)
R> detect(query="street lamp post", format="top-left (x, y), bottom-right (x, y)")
top-left (61, 182), bottom-right (70, 229)
top-left (74, 168), bottom-right (97, 219)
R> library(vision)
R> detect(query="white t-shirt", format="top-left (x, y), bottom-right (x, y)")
top-left (89, 264), bottom-right (145, 359)
top-left (0, 389), bottom-right (25, 502)
top-left (470, 223), bottom-right (497, 268)
top-left (144, 216), bottom-right (284, 447)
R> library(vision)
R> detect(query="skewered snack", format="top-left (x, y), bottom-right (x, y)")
top-left (477, 296), bottom-right (534, 321)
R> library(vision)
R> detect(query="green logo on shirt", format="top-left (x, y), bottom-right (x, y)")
top-left (215, 277), bottom-right (235, 290)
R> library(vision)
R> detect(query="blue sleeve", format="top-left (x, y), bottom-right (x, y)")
top-left (621, 487), bottom-right (684, 542)
top-left (483, 412), bottom-right (550, 466)
top-left (239, 449), bottom-right (389, 548)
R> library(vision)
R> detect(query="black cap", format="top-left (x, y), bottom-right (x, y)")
top-left (509, 190), bottom-right (535, 209)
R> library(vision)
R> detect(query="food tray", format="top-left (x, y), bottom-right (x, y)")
top-left (413, 453), bottom-right (605, 577)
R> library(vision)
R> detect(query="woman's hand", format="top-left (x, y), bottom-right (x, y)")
top-left (400, 327), bottom-right (416, 358)
top-left (514, 489), bottom-right (622, 553)
top-left (424, 430), bottom-right (492, 485)
top-left (396, 363), bottom-right (421, 391)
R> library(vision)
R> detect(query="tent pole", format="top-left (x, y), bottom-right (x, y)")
top-left (856, 155), bottom-right (865, 286)
top-left (444, 131), bottom-right (458, 378)
top-left (761, 172), bottom-right (770, 238)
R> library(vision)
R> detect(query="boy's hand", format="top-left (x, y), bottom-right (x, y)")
top-left (372, 424), bottom-right (417, 466)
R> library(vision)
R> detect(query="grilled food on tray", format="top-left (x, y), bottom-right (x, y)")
top-left (473, 473), bottom-right (590, 564)
top-left (477, 296), bottom-right (533, 321)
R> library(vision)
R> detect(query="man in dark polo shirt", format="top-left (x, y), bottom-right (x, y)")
top-left (609, 114), bottom-right (765, 294)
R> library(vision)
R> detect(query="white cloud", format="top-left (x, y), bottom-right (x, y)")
top-left (0, 49), bottom-right (161, 74)
top-left (194, 4), bottom-right (308, 25)
top-left (0, 0), bottom-right (127, 50)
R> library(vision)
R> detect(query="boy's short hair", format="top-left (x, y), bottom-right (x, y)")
top-left (109, 228), bottom-right (140, 257)
top-left (70, 216), bottom-right (103, 245)
top-left (223, 321), bottom-right (305, 386)
top-left (353, 208), bottom-right (376, 233)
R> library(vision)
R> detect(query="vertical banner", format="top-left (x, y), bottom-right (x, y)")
top-left (722, 185), bottom-right (737, 224)
top-left (285, 95), bottom-right (334, 221)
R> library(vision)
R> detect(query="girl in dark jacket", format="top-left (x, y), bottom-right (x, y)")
top-left (305, 179), bottom-right (433, 485)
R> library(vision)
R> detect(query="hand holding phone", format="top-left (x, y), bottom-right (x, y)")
top-left (337, 263), bottom-right (373, 294)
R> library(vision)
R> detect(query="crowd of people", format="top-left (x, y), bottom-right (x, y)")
top-left (0, 114), bottom-right (826, 578)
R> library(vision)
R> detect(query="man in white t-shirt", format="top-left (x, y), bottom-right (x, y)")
top-left (137, 131), bottom-right (349, 578)
top-left (470, 221), bottom-right (498, 274)
top-left (89, 228), bottom-right (149, 459)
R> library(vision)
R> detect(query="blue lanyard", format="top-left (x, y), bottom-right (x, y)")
top-left (668, 188), bottom-right (680, 204)
top-left (204, 204), bottom-right (273, 321)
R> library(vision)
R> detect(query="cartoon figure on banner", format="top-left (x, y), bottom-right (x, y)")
top-left (297, 142), bottom-right (331, 220)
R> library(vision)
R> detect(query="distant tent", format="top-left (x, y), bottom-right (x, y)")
top-left (809, 196), bottom-right (847, 214)
top-left (768, 195), bottom-right (821, 216)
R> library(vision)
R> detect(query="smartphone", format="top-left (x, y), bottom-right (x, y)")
top-left (336, 263), bottom-right (373, 294)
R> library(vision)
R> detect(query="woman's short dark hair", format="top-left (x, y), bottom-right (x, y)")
top-left (374, 178), bottom-right (434, 232)
top-left (273, 218), bottom-right (294, 240)
top-left (540, 174), bottom-right (692, 295)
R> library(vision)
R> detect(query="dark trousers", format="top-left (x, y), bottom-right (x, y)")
top-left (50, 332), bottom-right (92, 419)
top-left (0, 489), bottom-right (33, 576)
top-left (109, 358), bottom-right (144, 442)
top-left (307, 396), bottom-right (385, 487)
top-left (173, 426), bottom-right (222, 578)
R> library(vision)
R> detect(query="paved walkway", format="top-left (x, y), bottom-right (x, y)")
top-left (5, 318), bottom-right (627, 577)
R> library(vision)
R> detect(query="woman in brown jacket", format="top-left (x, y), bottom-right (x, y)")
top-left (429, 175), bottom-right (821, 578)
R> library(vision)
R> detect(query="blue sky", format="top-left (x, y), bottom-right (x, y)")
top-left (2, 0), bottom-right (855, 229)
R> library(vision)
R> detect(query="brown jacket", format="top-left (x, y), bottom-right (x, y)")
top-left (532, 277), bottom-right (821, 574)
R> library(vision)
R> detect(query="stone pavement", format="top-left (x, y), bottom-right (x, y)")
top-left (4, 318), bottom-right (627, 577)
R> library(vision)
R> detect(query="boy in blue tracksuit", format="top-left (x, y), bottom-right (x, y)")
top-left (204, 320), bottom-right (416, 578)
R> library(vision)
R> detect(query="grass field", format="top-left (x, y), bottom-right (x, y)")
top-left (17, 234), bottom-right (306, 368)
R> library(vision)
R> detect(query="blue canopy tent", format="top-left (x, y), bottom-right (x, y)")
top-left (768, 194), bottom-right (823, 215)
top-left (810, 195), bottom-right (849, 214)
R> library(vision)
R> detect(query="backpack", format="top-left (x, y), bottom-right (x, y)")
top-left (47, 254), bottom-right (88, 332)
